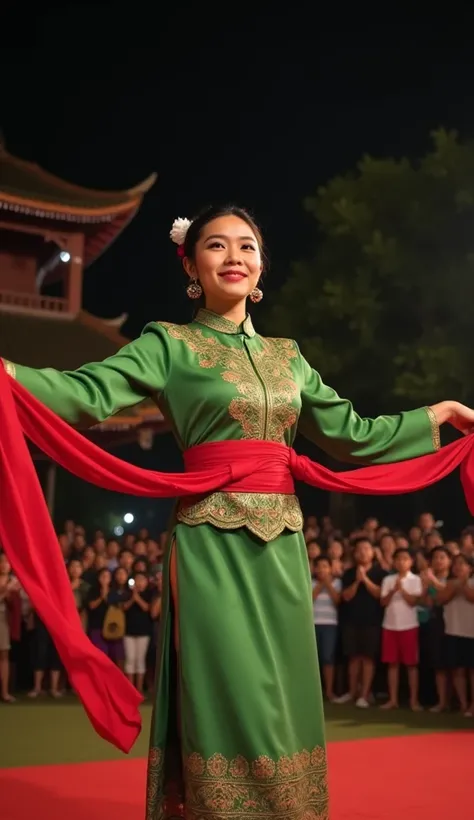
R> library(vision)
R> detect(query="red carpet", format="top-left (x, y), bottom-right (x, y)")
top-left (0, 733), bottom-right (471, 819)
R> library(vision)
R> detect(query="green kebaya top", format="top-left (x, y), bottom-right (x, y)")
top-left (4, 308), bottom-right (439, 541)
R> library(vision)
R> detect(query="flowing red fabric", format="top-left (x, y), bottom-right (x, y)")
top-left (1, 361), bottom-right (474, 753)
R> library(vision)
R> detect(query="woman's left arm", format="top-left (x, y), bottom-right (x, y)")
top-left (296, 346), bottom-right (474, 465)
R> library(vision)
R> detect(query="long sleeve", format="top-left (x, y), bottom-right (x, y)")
top-left (296, 346), bottom-right (439, 465)
top-left (1, 322), bottom-right (171, 427)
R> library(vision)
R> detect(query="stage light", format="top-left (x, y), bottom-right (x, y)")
top-left (60, 251), bottom-right (71, 262)
top-left (124, 513), bottom-right (134, 524)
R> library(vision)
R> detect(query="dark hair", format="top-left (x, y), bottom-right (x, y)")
top-left (393, 547), bottom-right (413, 560)
top-left (133, 557), bottom-right (149, 572)
top-left (183, 204), bottom-right (265, 263)
top-left (453, 553), bottom-right (473, 568)
top-left (353, 537), bottom-right (373, 550)
top-left (429, 546), bottom-right (451, 561)
top-left (314, 555), bottom-right (332, 566)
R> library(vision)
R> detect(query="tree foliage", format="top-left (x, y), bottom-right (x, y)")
top-left (265, 129), bottom-right (474, 410)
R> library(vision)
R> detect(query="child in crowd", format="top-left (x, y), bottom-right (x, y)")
top-left (312, 556), bottom-right (342, 701)
top-left (380, 548), bottom-right (423, 710)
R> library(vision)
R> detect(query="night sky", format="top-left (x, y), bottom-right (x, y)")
top-left (2, 9), bottom-right (474, 532)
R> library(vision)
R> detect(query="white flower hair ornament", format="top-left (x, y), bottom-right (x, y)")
top-left (170, 217), bottom-right (192, 257)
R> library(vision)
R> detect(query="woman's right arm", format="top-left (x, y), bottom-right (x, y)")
top-left (1, 321), bottom-right (171, 426)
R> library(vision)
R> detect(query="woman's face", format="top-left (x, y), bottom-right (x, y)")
top-left (99, 569), bottom-right (112, 586)
top-left (82, 547), bottom-right (95, 567)
top-left (134, 573), bottom-right (148, 593)
top-left (115, 567), bottom-right (128, 587)
top-left (453, 555), bottom-right (471, 580)
top-left (380, 535), bottom-right (396, 556)
top-left (94, 554), bottom-right (107, 570)
top-left (307, 542), bottom-right (321, 561)
top-left (68, 560), bottom-right (82, 580)
top-left (328, 541), bottom-right (343, 560)
top-left (409, 526), bottom-right (422, 543)
top-left (184, 215), bottom-right (262, 308)
top-left (431, 550), bottom-right (451, 575)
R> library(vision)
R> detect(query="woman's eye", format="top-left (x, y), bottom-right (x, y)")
top-left (242, 244), bottom-right (256, 251)
top-left (208, 241), bottom-right (224, 249)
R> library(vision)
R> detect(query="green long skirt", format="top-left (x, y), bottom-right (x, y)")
top-left (146, 523), bottom-right (329, 820)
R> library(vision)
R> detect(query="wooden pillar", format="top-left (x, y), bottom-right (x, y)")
top-left (45, 462), bottom-right (57, 518)
top-left (65, 232), bottom-right (84, 315)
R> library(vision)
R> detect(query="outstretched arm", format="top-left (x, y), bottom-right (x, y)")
top-left (2, 321), bottom-right (171, 427)
top-left (296, 345), bottom-right (444, 465)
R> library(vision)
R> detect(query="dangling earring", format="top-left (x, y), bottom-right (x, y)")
top-left (186, 278), bottom-right (202, 300)
top-left (249, 286), bottom-right (263, 303)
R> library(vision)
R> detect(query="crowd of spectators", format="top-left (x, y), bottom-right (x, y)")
top-left (309, 512), bottom-right (474, 713)
top-left (1, 511), bottom-right (474, 716)
top-left (0, 523), bottom-right (164, 701)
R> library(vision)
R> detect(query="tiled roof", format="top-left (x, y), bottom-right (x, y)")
top-left (0, 147), bottom-right (157, 266)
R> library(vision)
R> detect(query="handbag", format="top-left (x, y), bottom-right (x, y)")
top-left (102, 604), bottom-right (125, 640)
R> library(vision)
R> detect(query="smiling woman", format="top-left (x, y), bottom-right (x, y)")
top-left (178, 205), bottom-right (265, 318)
top-left (3, 202), bottom-right (474, 820)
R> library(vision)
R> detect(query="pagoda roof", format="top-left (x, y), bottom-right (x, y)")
top-left (0, 146), bottom-right (157, 267)
top-left (1, 309), bottom-right (164, 433)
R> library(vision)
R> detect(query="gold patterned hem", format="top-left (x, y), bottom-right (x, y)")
top-left (147, 745), bottom-right (328, 820)
top-left (2, 358), bottom-right (16, 379)
top-left (425, 406), bottom-right (441, 451)
top-left (178, 492), bottom-right (304, 542)
top-left (146, 747), bottom-right (164, 820)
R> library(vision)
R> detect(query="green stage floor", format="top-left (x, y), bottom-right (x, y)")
top-left (1, 698), bottom-right (470, 769)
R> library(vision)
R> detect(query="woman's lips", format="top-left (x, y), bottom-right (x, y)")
top-left (218, 271), bottom-right (247, 282)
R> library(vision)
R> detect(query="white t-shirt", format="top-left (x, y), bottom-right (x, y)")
top-left (444, 578), bottom-right (474, 638)
top-left (381, 571), bottom-right (422, 631)
top-left (312, 578), bottom-right (342, 625)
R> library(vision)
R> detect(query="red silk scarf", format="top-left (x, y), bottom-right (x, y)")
top-left (1, 361), bottom-right (474, 752)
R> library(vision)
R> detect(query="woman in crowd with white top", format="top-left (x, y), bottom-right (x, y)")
top-left (436, 553), bottom-right (474, 716)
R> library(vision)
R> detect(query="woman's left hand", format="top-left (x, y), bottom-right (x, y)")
top-left (432, 401), bottom-right (474, 435)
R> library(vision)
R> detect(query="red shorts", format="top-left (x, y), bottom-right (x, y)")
top-left (382, 627), bottom-right (419, 666)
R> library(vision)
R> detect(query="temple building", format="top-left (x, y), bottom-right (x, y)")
top-left (0, 141), bottom-right (165, 509)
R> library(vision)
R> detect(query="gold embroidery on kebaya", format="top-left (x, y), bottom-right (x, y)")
top-left (194, 309), bottom-right (256, 338)
top-left (146, 746), bottom-right (164, 820)
top-left (2, 359), bottom-right (16, 379)
top-left (159, 321), bottom-right (301, 541)
top-left (160, 324), bottom-right (298, 442)
top-left (178, 492), bottom-right (304, 542)
top-left (183, 745), bottom-right (328, 820)
top-left (425, 406), bottom-right (441, 451)
top-left (253, 340), bottom-right (299, 441)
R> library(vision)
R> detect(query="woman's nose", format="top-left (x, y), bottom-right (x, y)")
top-left (224, 246), bottom-right (243, 265)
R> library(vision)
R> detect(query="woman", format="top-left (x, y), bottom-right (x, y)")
top-left (435, 553), bottom-right (474, 715)
top-left (123, 571), bottom-right (153, 694)
top-left (2, 204), bottom-right (474, 820)
top-left (0, 553), bottom-right (18, 702)
top-left (419, 546), bottom-right (451, 711)
top-left (86, 568), bottom-right (125, 668)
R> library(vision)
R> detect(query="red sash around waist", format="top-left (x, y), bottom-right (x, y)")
top-left (1, 361), bottom-right (474, 753)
